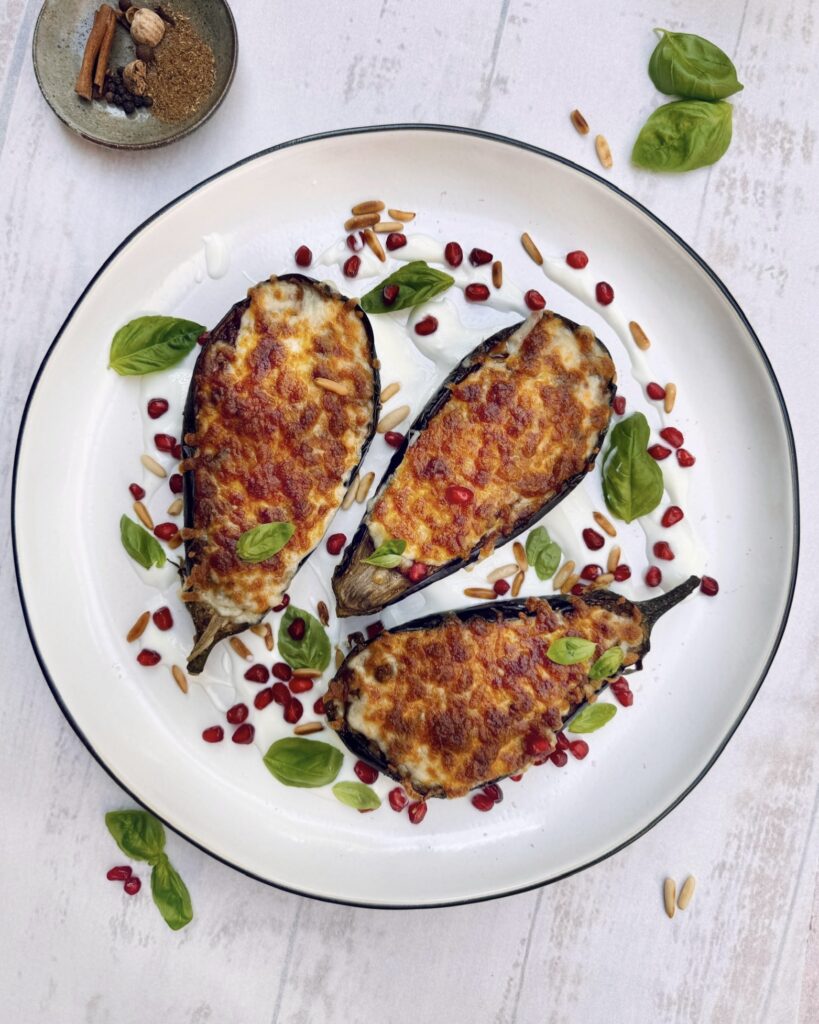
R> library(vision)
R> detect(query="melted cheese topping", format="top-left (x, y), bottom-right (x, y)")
top-left (326, 596), bottom-right (644, 798)
top-left (368, 313), bottom-right (614, 564)
top-left (186, 278), bottom-right (375, 617)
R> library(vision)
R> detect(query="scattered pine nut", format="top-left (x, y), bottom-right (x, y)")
top-left (591, 572), bottom-right (615, 588)
top-left (315, 377), bottom-right (351, 397)
top-left (664, 878), bottom-right (676, 919)
top-left (317, 601), bottom-right (330, 627)
top-left (593, 511), bottom-right (617, 537)
top-left (171, 665), bottom-right (188, 694)
top-left (344, 212), bottom-right (380, 231)
top-left (294, 722), bottom-right (324, 735)
top-left (388, 208), bottom-right (415, 222)
top-left (464, 587), bottom-right (497, 600)
top-left (377, 404), bottom-right (410, 433)
top-left (520, 232), bottom-right (543, 266)
top-left (380, 381), bottom-right (401, 403)
top-left (595, 134), bottom-right (613, 170)
top-left (342, 475), bottom-right (358, 510)
top-left (511, 570), bottom-right (525, 597)
top-left (664, 383), bottom-right (677, 414)
top-left (133, 500), bottom-right (154, 530)
top-left (141, 453), bottom-right (166, 478)
top-left (607, 545), bottom-right (621, 573)
top-left (356, 471), bottom-right (375, 503)
top-left (570, 109), bottom-right (590, 135)
top-left (561, 572), bottom-right (580, 594)
top-left (167, 533), bottom-right (183, 550)
top-left (229, 637), bottom-right (253, 660)
top-left (374, 221), bottom-right (404, 234)
top-left (513, 541), bottom-right (528, 573)
top-left (678, 875), bottom-right (696, 910)
top-left (293, 667), bottom-right (322, 679)
top-left (335, 646), bottom-right (344, 669)
top-left (487, 563), bottom-right (519, 583)
top-left (250, 622), bottom-right (274, 651)
top-left (179, 590), bottom-right (200, 603)
top-left (350, 200), bottom-right (385, 216)
top-left (553, 560), bottom-right (576, 590)
top-left (126, 611), bottom-right (150, 643)
top-left (167, 498), bottom-right (183, 517)
top-left (361, 227), bottom-right (386, 262)
top-left (629, 321), bottom-right (651, 351)
top-left (492, 260), bottom-right (503, 289)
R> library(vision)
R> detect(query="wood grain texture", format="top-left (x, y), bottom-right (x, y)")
top-left (1, 1), bottom-right (817, 1021)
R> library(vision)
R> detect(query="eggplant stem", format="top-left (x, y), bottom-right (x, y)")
top-left (637, 575), bottom-right (700, 629)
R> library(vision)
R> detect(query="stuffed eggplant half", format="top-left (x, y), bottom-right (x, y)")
top-left (332, 310), bottom-right (616, 617)
top-left (324, 577), bottom-right (699, 798)
top-left (180, 274), bottom-right (379, 673)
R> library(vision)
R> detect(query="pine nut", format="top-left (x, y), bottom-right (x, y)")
top-left (167, 533), bottom-right (183, 550)
top-left (520, 232), bottom-right (543, 266)
top-left (591, 572), bottom-right (615, 588)
top-left (350, 200), bottom-right (385, 216)
top-left (570, 109), bottom-right (590, 135)
top-left (171, 665), bottom-right (188, 694)
top-left (335, 646), bottom-right (344, 669)
top-left (464, 587), bottom-right (497, 600)
top-left (513, 541), bottom-right (528, 573)
top-left (377, 404), bottom-right (410, 433)
top-left (593, 511), bottom-right (617, 537)
top-left (374, 221), bottom-right (404, 233)
top-left (560, 572), bottom-right (580, 594)
top-left (553, 561), bottom-right (576, 590)
top-left (294, 721), bottom-right (324, 735)
top-left (678, 875), bottom-right (696, 910)
top-left (229, 637), bottom-right (252, 660)
top-left (141, 453), bottom-right (166, 478)
top-left (167, 498), bottom-right (183, 516)
top-left (361, 227), bottom-right (386, 262)
top-left (595, 134), bottom-right (613, 169)
top-left (388, 208), bottom-right (415, 222)
top-left (344, 212), bottom-right (380, 231)
top-left (356, 471), bottom-right (375, 503)
top-left (292, 667), bottom-right (322, 678)
top-left (511, 570), bottom-right (525, 597)
top-left (487, 563), bottom-right (518, 583)
top-left (664, 878), bottom-right (676, 918)
top-left (607, 545), bottom-right (621, 573)
top-left (380, 381), bottom-right (401, 403)
top-left (664, 383), bottom-right (677, 414)
top-left (342, 475), bottom-right (358, 510)
top-left (629, 321), bottom-right (651, 350)
top-left (133, 500), bottom-right (154, 530)
top-left (126, 611), bottom-right (150, 643)
top-left (317, 601), bottom-right (330, 626)
top-left (250, 622), bottom-right (274, 651)
top-left (315, 377), bottom-right (351, 397)
top-left (492, 260), bottom-right (503, 288)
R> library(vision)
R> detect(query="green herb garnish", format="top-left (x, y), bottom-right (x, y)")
top-left (589, 646), bottom-right (624, 682)
top-left (109, 316), bottom-right (204, 376)
top-left (332, 781), bottom-right (382, 811)
top-left (602, 413), bottom-right (664, 523)
top-left (364, 538), bottom-right (407, 569)
top-left (568, 703), bottom-right (618, 734)
top-left (360, 262), bottom-right (454, 314)
top-left (278, 606), bottom-right (331, 671)
top-left (632, 99), bottom-right (733, 173)
top-left (525, 526), bottom-right (562, 581)
top-left (263, 738), bottom-right (344, 788)
top-left (236, 522), bottom-right (295, 563)
top-left (547, 636), bottom-right (596, 665)
top-left (648, 29), bottom-right (743, 101)
top-left (120, 515), bottom-right (166, 570)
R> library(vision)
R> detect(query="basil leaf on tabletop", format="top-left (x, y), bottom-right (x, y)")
top-left (525, 526), bottom-right (562, 581)
top-left (332, 781), bottom-right (382, 811)
top-left (109, 316), bottom-right (205, 376)
top-left (602, 413), bottom-right (664, 522)
top-left (120, 515), bottom-right (167, 570)
top-left (632, 99), bottom-right (733, 173)
top-left (150, 853), bottom-right (194, 931)
top-left (236, 522), bottom-right (295, 563)
top-left (568, 702), bottom-right (618, 734)
top-left (359, 262), bottom-right (454, 314)
top-left (105, 809), bottom-right (166, 863)
top-left (364, 538), bottom-right (407, 569)
top-left (278, 606), bottom-right (331, 671)
top-left (547, 636), bottom-right (596, 665)
top-left (589, 646), bottom-right (624, 682)
top-left (649, 29), bottom-right (743, 100)
top-left (263, 737), bottom-right (344, 788)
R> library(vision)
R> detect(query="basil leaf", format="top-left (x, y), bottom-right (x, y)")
top-left (364, 538), bottom-right (406, 569)
top-left (568, 702), bottom-right (617, 734)
top-left (547, 636), bottom-right (596, 665)
top-left (589, 646), bottom-right (624, 682)
top-left (263, 737), bottom-right (344, 788)
top-left (109, 316), bottom-right (205, 376)
top-left (632, 99), bottom-right (733, 173)
top-left (105, 809), bottom-right (166, 864)
top-left (120, 515), bottom-right (167, 570)
top-left (649, 29), bottom-right (743, 100)
top-left (332, 781), bottom-right (382, 811)
top-left (525, 526), bottom-right (562, 581)
top-left (602, 413), bottom-right (664, 522)
top-left (150, 852), bottom-right (194, 930)
top-left (236, 522), bottom-right (294, 563)
top-left (360, 261), bottom-right (454, 314)
top-left (278, 606), bottom-right (331, 671)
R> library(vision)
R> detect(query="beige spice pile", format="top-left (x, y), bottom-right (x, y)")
top-left (145, 10), bottom-right (215, 123)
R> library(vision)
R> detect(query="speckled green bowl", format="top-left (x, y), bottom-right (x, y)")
top-left (33, 0), bottom-right (237, 149)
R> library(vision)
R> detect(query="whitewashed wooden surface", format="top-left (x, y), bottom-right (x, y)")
top-left (1, 1), bottom-right (816, 1020)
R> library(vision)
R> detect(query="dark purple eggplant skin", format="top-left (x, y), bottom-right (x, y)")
top-left (180, 274), bottom-right (380, 674)
top-left (332, 314), bottom-right (617, 617)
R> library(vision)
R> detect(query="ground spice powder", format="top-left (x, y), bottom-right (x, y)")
top-left (146, 10), bottom-right (215, 123)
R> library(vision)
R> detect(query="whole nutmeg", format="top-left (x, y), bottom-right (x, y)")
top-left (122, 59), bottom-right (148, 97)
top-left (118, 0), bottom-right (131, 10)
top-left (134, 43), bottom-right (155, 63)
top-left (129, 8), bottom-right (165, 46)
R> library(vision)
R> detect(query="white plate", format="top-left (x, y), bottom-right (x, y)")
top-left (13, 127), bottom-right (798, 907)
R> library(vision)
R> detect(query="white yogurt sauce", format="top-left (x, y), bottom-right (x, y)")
top-left (203, 233), bottom-right (230, 279)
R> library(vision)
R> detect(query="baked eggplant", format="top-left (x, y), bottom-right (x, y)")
top-left (332, 311), bottom-right (616, 617)
top-left (324, 577), bottom-right (699, 798)
top-left (180, 274), bottom-right (379, 673)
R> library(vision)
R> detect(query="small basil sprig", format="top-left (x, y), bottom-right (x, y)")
top-left (360, 261), bottom-right (454, 314)
top-left (263, 737), bottom-right (344, 788)
top-left (332, 781), bottom-right (382, 811)
top-left (364, 538), bottom-right (406, 568)
top-left (568, 703), bottom-right (617, 734)
top-left (525, 526), bottom-right (562, 581)
top-left (589, 646), bottom-right (624, 681)
top-left (109, 316), bottom-right (204, 376)
top-left (649, 29), bottom-right (743, 101)
top-left (602, 413), bottom-right (664, 522)
top-left (105, 810), bottom-right (193, 931)
top-left (236, 522), bottom-right (294, 563)
top-left (547, 636), bottom-right (595, 665)
top-left (120, 515), bottom-right (166, 570)
top-left (278, 606), bottom-right (331, 671)
top-left (632, 99), bottom-right (733, 172)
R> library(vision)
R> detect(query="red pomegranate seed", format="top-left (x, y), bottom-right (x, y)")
top-left (549, 749), bottom-right (569, 767)
top-left (232, 723), bottom-right (255, 744)
top-left (471, 793), bottom-right (495, 812)
top-left (366, 621), bottom-right (383, 639)
top-left (129, 483), bottom-right (146, 500)
top-left (483, 783), bottom-right (503, 803)
top-left (493, 579), bottom-right (510, 596)
top-left (152, 606), bottom-right (173, 631)
top-left (294, 245), bottom-right (312, 267)
top-left (343, 255), bottom-right (360, 278)
top-left (272, 662), bottom-right (292, 681)
top-left (137, 649), bottom-right (160, 667)
top-left (382, 284), bottom-right (399, 306)
top-left (445, 484), bottom-right (473, 504)
top-left (646, 382), bottom-right (666, 400)
top-left (612, 395), bottom-right (626, 415)
top-left (648, 444), bottom-right (671, 461)
top-left (700, 575), bottom-right (720, 596)
top-left (254, 688), bottom-right (275, 710)
top-left (525, 732), bottom-right (552, 757)
top-left (414, 315), bottom-right (438, 336)
top-left (661, 506), bottom-right (684, 528)
top-left (107, 865), bottom-right (132, 881)
top-left (555, 731), bottom-right (569, 750)
top-left (326, 533), bottom-right (346, 555)
top-left (197, 332), bottom-right (208, 346)
top-left (154, 433), bottom-right (176, 452)
top-left (273, 594), bottom-right (290, 612)
top-left (582, 528), bottom-right (605, 550)
top-left (172, 442), bottom-right (183, 460)
top-left (287, 617), bottom-right (306, 641)
top-left (569, 739), bottom-right (589, 760)
top-left (595, 281), bottom-right (614, 305)
top-left (566, 250), bottom-right (589, 269)
top-left (571, 583), bottom-right (586, 596)
top-left (408, 801), bottom-right (427, 825)
top-left (272, 682), bottom-right (290, 705)
top-left (465, 283), bottom-right (490, 302)
top-left (244, 663), bottom-right (269, 684)
top-left (524, 289), bottom-right (546, 311)
top-left (388, 787), bottom-right (408, 812)
top-left (645, 566), bottom-right (662, 587)
top-left (346, 233), bottom-right (361, 252)
top-left (510, 774), bottom-right (523, 782)
top-left (444, 241), bottom-right (463, 267)
top-left (406, 562), bottom-right (428, 583)
top-left (169, 473), bottom-right (183, 494)
top-left (289, 677), bottom-right (314, 694)
top-left (580, 563), bottom-right (603, 581)
top-left (354, 760), bottom-right (379, 784)
top-left (653, 541), bottom-right (675, 561)
top-left (147, 398), bottom-right (169, 419)
top-left (384, 431), bottom-right (404, 448)
top-left (202, 725), bottom-right (224, 743)
top-left (313, 697), bottom-right (326, 715)
top-left (469, 247), bottom-right (493, 266)
top-left (386, 232), bottom-right (407, 251)
top-left (660, 426), bottom-right (684, 448)
top-left (153, 522), bottom-right (178, 541)
top-left (284, 698), bottom-right (303, 724)
top-left (613, 564), bottom-right (632, 582)
top-left (226, 702), bottom-right (248, 725)
top-left (124, 877), bottom-right (141, 895)
top-left (676, 448), bottom-right (696, 468)
top-left (610, 677), bottom-right (634, 707)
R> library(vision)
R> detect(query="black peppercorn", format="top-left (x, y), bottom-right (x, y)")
top-left (124, 101), bottom-right (135, 114)
top-left (105, 91), bottom-right (114, 103)
top-left (143, 95), bottom-right (153, 107)
top-left (118, 0), bottom-right (130, 11)
top-left (135, 44), bottom-right (154, 63)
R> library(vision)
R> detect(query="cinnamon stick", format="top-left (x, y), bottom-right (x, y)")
top-left (93, 6), bottom-right (117, 93)
top-left (74, 6), bottom-right (109, 100)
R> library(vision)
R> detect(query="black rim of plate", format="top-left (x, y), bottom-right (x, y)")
top-left (11, 125), bottom-right (801, 910)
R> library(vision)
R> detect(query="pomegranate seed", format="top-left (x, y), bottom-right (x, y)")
top-left (287, 617), bottom-right (306, 641)
top-left (471, 793), bottom-right (495, 812)
top-left (197, 332), bottom-right (208, 346)
top-left (566, 250), bottom-right (589, 269)
top-left (613, 564), bottom-right (632, 582)
top-left (129, 483), bottom-right (146, 500)
top-left (645, 566), bottom-right (662, 587)
top-left (147, 398), bottom-right (169, 419)
top-left (272, 662), bottom-right (292, 681)
top-left (226, 703), bottom-right (248, 725)
top-left (661, 506), bottom-right (684, 528)
top-left (549, 750), bottom-right (568, 767)
top-left (483, 783), bottom-right (503, 803)
top-left (169, 473), bottom-right (183, 494)
top-left (406, 562), bottom-right (428, 583)
top-left (660, 426), bottom-right (684, 448)
top-left (444, 241), bottom-right (463, 267)
top-left (284, 698), bottom-right (303, 724)
top-left (465, 283), bottom-right (490, 302)
top-left (137, 649), bottom-right (160, 667)
top-left (646, 381), bottom-right (666, 400)
top-left (326, 533), bottom-right (346, 555)
top-left (154, 433), bottom-right (176, 452)
top-left (294, 245), bottom-right (312, 267)
top-left (524, 289), bottom-right (546, 311)
top-left (273, 595), bottom-right (290, 613)
top-left (289, 677), bottom-right (314, 694)
top-left (595, 281), bottom-right (614, 305)
top-left (469, 247), bottom-right (493, 266)
top-left (202, 725), bottom-right (224, 742)
top-left (354, 760), bottom-right (379, 784)
top-left (612, 395), bottom-right (626, 415)
top-left (414, 315), bottom-right (438, 336)
top-left (653, 541), bottom-right (675, 561)
top-left (555, 731), bottom-right (570, 750)
top-left (107, 865), bottom-right (132, 881)
top-left (386, 232), bottom-right (407, 250)
top-left (700, 575), bottom-right (719, 596)
top-left (366, 621), bottom-right (383, 639)
top-left (272, 682), bottom-right (290, 705)
top-left (648, 444), bottom-right (671, 461)
top-left (313, 697), bottom-right (326, 715)
top-left (384, 431), bottom-right (404, 448)
top-left (153, 522), bottom-right (178, 541)
top-left (346, 233), bottom-right (361, 252)
top-left (569, 739), bottom-right (589, 760)
top-left (445, 484), bottom-right (473, 504)
top-left (493, 579), bottom-right (510, 596)
top-left (232, 723), bottom-right (255, 744)
top-left (382, 284), bottom-right (400, 306)
top-left (254, 688), bottom-right (275, 710)
top-left (571, 583), bottom-right (586, 596)
top-left (244, 663), bottom-right (269, 684)
top-left (525, 733), bottom-right (552, 757)
top-left (676, 448), bottom-right (696, 468)
top-left (388, 787), bottom-right (408, 812)
top-left (510, 774), bottom-right (523, 782)
top-left (580, 564), bottom-right (603, 581)
top-left (124, 877), bottom-right (141, 896)
top-left (408, 801), bottom-right (427, 825)
top-left (343, 255), bottom-right (360, 278)
top-left (582, 528), bottom-right (605, 550)
top-left (152, 606), bottom-right (173, 631)
top-left (171, 442), bottom-right (183, 460)
top-left (611, 677), bottom-right (634, 707)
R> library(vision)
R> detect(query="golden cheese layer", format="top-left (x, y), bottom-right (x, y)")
top-left (326, 596), bottom-right (644, 798)
top-left (368, 313), bottom-right (614, 565)
top-left (185, 278), bottom-right (375, 618)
